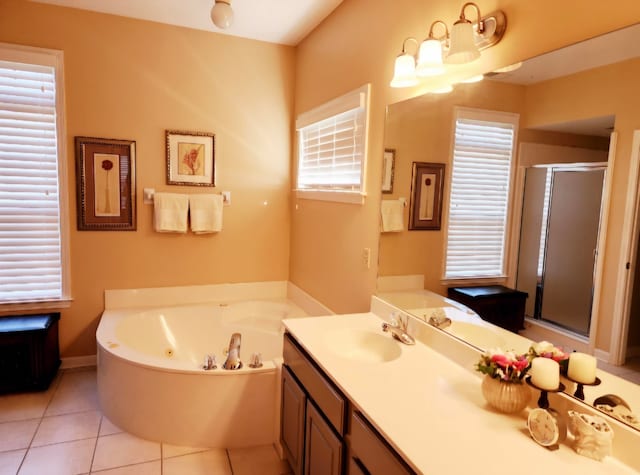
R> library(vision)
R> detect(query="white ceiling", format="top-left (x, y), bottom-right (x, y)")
top-left (489, 23), bottom-right (640, 137)
top-left (30, 0), bottom-right (344, 45)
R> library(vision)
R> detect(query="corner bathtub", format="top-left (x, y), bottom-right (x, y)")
top-left (97, 299), bottom-right (308, 448)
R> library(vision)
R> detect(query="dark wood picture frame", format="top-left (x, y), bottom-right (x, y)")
top-left (75, 137), bottom-right (136, 231)
top-left (382, 148), bottom-right (396, 194)
top-left (409, 162), bottom-right (445, 230)
top-left (166, 130), bottom-right (215, 186)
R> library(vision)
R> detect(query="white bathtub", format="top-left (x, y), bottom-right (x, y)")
top-left (97, 290), bottom-right (313, 448)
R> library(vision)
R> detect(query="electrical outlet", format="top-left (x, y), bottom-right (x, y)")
top-left (362, 248), bottom-right (371, 269)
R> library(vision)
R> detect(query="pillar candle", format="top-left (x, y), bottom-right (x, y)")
top-left (567, 353), bottom-right (597, 384)
top-left (530, 357), bottom-right (560, 390)
top-left (529, 358), bottom-right (560, 391)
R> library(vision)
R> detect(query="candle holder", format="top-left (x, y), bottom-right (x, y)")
top-left (565, 375), bottom-right (601, 401)
top-left (526, 377), bottom-right (565, 409)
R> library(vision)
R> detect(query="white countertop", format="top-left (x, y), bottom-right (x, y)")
top-left (283, 312), bottom-right (637, 475)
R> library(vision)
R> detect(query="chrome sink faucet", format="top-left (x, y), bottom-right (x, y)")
top-left (222, 333), bottom-right (243, 370)
top-left (428, 308), bottom-right (452, 329)
top-left (382, 313), bottom-right (415, 345)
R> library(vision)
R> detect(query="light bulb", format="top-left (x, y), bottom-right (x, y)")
top-left (211, 1), bottom-right (234, 29)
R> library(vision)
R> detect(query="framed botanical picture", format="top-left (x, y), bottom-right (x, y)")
top-left (75, 137), bottom-right (136, 231)
top-left (382, 148), bottom-right (396, 194)
top-left (166, 130), bottom-right (215, 186)
top-left (409, 162), bottom-right (445, 230)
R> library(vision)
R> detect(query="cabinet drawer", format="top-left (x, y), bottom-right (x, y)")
top-left (349, 411), bottom-right (414, 475)
top-left (283, 334), bottom-right (346, 435)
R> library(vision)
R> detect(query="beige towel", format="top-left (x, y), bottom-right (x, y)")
top-left (153, 192), bottom-right (189, 233)
top-left (189, 194), bottom-right (223, 234)
top-left (381, 199), bottom-right (404, 232)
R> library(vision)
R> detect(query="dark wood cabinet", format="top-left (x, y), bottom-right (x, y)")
top-left (447, 285), bottom-right (528, 333)
top-left (0, 313), bottom-right (60, 393)
top-left (347, 410), bottom-right (414, 475)
top-left (305, 400), bottom-right (343, 475)
top-left (282, 333), bottom-right (345, 475)
top-left (282, 332), bottom-right (415, 475)
top-left (282, 365), bottom-right (306, 475)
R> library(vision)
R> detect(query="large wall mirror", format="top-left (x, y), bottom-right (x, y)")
top-left (377, 23), bottom-right (640, 431)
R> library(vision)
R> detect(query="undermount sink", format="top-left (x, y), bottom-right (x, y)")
top-left (326, 329), bottom-right (402, 363)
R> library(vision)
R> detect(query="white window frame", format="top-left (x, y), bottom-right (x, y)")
top-left (0, 43), bottom-right (71, 311)
top-left (442, 107), bottom-right (519, 283)
top-left (294, 84), bottom-right (370, 205)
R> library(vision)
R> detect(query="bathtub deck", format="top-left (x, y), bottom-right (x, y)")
top-left (0, 367), bottom-right (292, 474)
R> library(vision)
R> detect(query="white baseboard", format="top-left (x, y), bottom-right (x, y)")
top-left (60, 355), bottom-right (96, 369)
top-left (593, 348), bottom-right (610, 363)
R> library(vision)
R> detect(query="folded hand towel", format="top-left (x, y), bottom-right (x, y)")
top-left (189, 194), bottom-right (223, 234)
top-left (381, 199), bottom-right (404, 232)
top-left (154, 192), bottom-right (189, 233)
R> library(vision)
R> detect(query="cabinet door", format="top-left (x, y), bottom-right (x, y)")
top-left (282, 365), bottom-right (306, 475)
top-left (305, 400), bottom-right (343, 475)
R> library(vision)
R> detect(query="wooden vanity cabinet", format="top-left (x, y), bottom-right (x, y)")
top-left (281, 332), bottom-right (416, 475)
top-left (282, 333), bottom-right (345, 475)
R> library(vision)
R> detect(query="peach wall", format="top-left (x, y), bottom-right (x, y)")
top-left (0, 1), bottom-right (295, 356)
top-left (292, 0), bottom-right (640, 353)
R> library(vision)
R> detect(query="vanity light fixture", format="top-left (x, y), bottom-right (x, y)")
top-left (389, 2), bottom-right (506, 88)
top-left (390, 38), bottom-right (420, 88)
top-left (416, 21), bottom-right (449, 77)
top-left (211, 0), bottom-right (234, 29)
top-left (446, 2), bottom-right (483, 64)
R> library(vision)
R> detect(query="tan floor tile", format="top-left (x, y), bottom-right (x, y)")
top-left (18, 438), bottom-right (95, 475)
top-left (46, 370), bottom-right (99, 416)
top-left (32, 411), bottom-right (101, 447)
top-left (98, 416), bottom-right (123, 437)
top-left (91, 432), bottom-right (160, 472)
top-left (0, 419), bottom-right (39, 452)
top-left (162, 442), bottom-right (211, 459)
top-left (163, 450), bottom-right (231, 475)
top-left (90, 460), bottom-right (161, 474)
top-left (0, 449), bottom-right (25, 475)
top-left (228, 444), bottom-right (290, 475)
top-left (0, 392), bottom-right (52, 424)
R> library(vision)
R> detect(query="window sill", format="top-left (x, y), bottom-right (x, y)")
top-left (294, 189), bottom-right (366, 205)
top-left (0, 298), bottom-right (73, 316)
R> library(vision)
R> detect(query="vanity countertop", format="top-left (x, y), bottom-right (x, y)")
top-left (283, 312), bottom-right (637, 475)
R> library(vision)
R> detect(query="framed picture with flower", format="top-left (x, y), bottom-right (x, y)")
top-left (165, 130), bottom-right (215, 187)
top-left (408, 162), bottom-right (445, 230)
top-left (75, 137), bottom-right (136, 231)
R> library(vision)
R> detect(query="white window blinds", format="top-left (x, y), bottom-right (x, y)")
top-left (444, 109), bottom-right (518, 280)
top-left (537, 168), bottom-right (553, 277)
top-left (0, 58), bottom-right (63, 303)
top-left (296, 84), bottom-right (369, 200)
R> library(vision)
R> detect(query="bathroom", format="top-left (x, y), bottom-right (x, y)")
top-left (1, 0), bottom-right (640, 473)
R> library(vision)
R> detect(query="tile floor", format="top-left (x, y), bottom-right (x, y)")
top-left (0, 368), bottom-right (292, 475)
top-left (599, 355), bottom-right (640, 385)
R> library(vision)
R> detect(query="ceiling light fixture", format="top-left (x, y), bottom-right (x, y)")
top-left (211, 0), bottom-right (234, 29)
top-left (390, 2), bottom-right (506, 89)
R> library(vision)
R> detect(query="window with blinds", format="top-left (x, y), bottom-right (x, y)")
top-left (295, 84), bottom-right (370, 204)
top-left (0, 46), bottom-right (68, 305)
top-left (444, 108), bottom-right (519, 280)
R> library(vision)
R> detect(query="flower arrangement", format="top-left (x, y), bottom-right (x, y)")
top-left (528, 340), bottom-right (570, 373)
top-left (475, 348), bottom-right (531, 383)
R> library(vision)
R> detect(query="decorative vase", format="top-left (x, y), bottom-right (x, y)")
top-left (481, 375), bottom-right (531, 414)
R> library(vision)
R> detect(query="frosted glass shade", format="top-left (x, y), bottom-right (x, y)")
top-left (211, 1), bottom-right (234, 29)
top-left (416, 39), bottom-right (445, 77)
top-left (390, 53), bottom-right (418, 88)
top-left (446, 20), bottom-right (480, 64)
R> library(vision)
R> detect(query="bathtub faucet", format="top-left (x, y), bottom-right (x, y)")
top-left (222, 333), bottom-right (243, 370)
